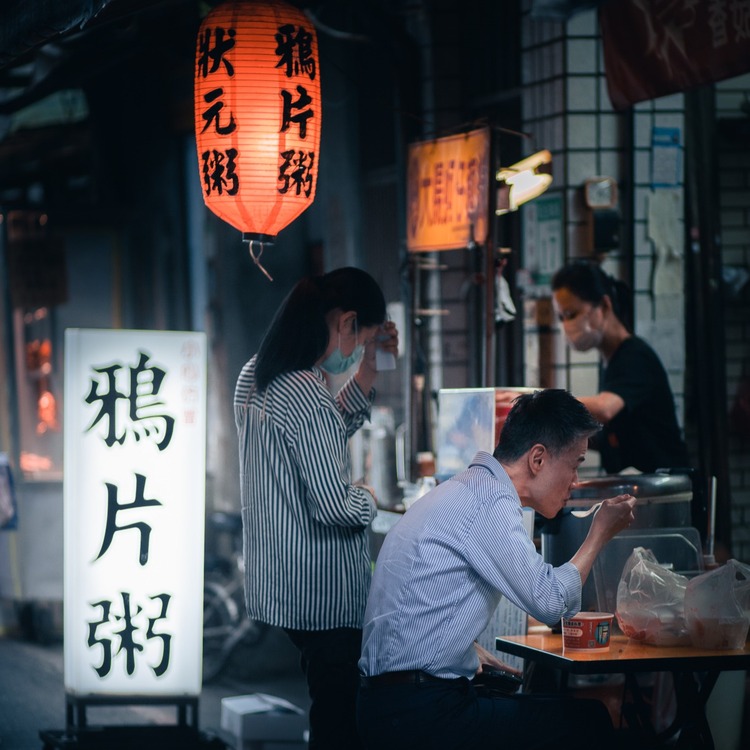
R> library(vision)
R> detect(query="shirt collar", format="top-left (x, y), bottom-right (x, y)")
top-left (467, 451), bottom-right (521, 503)
top-left (468, 451), bottom-right (502, 475)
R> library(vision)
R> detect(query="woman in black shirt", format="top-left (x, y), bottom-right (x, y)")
top-left (551, 261), bottom-right (689, 474)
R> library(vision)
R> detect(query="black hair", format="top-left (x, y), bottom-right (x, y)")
top-left (254, 266), bottom-right (386, 390)
top-left (551, 261), bottom-right (633, 332)
top-left (493, 389), bottom-right (600, 463)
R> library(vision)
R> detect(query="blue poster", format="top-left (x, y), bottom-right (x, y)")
top-left (651, 127), bottom-right (682, 188)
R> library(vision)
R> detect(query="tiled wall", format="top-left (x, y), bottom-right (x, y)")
top-left (629, 94), bottom-right (686, 430)
top-left (520, 8), bottom-right (686, 475)
top-left (521, 7), bottom-right (750, 560)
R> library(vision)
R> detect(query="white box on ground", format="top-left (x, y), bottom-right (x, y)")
top-left (221, 693), bottom-right (308, 749)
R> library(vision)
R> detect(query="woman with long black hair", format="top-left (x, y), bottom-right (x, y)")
top-left (234, 266), bottom-right (398, 749)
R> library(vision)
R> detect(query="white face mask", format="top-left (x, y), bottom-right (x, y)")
top-left (565, 308), bottom-right (603, 352)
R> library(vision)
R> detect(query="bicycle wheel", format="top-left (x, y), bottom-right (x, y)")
top-left (224, 612), bottom-right (270, 653)
top-left (202, 578), bottom-right (240, 683)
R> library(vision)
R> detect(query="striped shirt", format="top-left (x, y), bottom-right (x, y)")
top-left (234, 356), bottom-right (377, 630)
top-left (359, 452), bottom-right (581, 679)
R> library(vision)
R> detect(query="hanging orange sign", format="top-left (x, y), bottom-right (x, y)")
top-left (406, 127), bottom-right (490, 253)
top-left (194, 0), bottom-right (321, 239)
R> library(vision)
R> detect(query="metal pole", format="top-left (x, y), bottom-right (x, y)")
top-left (684, 86), bottom-right (731, 555)
top-left (484, 240), bottom-right (495, 387)
top-left (0, 211), bottom-right (21, 467)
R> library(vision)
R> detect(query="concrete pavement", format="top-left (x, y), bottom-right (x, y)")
top-left (0, 626), bottom-right (310, 750)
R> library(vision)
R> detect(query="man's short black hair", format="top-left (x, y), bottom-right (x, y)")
top-left (493, 389), bottom-right (600, 463)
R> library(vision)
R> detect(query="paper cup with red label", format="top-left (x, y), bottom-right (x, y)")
top-left (562, 612), bottom-right (614, 651)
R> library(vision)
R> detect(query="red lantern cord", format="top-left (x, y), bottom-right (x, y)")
top-left (244, 233), bottom-right (275, 281)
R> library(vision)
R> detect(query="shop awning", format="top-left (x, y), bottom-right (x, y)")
top-left (600, 1), bottom-right (750, 111)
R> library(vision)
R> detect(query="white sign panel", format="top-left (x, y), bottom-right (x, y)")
top-left (64, 329), bottom-right (207, 696)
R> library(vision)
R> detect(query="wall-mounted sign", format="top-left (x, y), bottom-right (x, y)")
top-left (522, 192), bottom-right (563, 289)
top-left (64, 329), bottom-right (207, 696)
top-left (406, 126), bottom-right (490, 252)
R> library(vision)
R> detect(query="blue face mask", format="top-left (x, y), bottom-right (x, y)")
top-left (319, 344), bottom-right (364, 375)
top-left (320, 318), bottom-right (362, 375)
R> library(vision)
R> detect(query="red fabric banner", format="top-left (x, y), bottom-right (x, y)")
top-left (600, 0), bottom-right (750, 111)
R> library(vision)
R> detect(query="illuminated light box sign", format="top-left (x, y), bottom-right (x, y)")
top-left (64, 329), bottom-right (207, 696)
top-left (406, 126), bottom-right (490, 252)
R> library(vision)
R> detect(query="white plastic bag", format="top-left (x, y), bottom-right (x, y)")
top-left (616, 546), bottom-right (691, 646)
top-left (684, 560), bottom-right (750, 649)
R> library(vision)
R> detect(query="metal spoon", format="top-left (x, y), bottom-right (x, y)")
top-left (570, 502), bottom-right (603, 518)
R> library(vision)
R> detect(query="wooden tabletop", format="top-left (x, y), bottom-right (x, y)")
top-left (495, 633), bottom-right (750, 674)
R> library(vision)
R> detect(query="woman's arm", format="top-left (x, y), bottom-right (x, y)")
top-left (578, 391), bottom-right (625, 424)
top-left (293, 404), bottom-right (377, 528)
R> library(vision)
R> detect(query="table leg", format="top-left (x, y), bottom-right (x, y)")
top-left (621, 673), bottom-right (659, 746)
top-left (660, 671), bottom-right (718, 750)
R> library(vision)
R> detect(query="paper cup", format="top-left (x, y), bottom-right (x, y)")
top-left (562, 612), bottom-right (614, 651)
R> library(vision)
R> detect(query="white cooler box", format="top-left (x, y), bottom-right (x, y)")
top-left (221, 693), bottom-right (308, 750)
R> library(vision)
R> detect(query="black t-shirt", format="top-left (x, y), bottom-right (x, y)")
top-left (595, 336), bottom-right (690, 474)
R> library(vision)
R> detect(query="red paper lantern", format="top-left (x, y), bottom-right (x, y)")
top-left (194, 0), bottom-right (321, 277)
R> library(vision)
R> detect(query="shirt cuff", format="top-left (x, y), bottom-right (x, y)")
top-left (556, 561), bottom-right (583, 616)
top-left (340, 375), bottom-right (375, 413)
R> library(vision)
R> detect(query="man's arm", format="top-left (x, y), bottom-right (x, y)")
top-left (569, 494), bottom-right (636, 585)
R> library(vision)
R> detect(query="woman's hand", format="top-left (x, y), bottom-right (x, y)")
top-left (353, 477), bottom-right (378, 503)
top-left (356, 321), bottom-right (399, 392)
top-left (377, 320), bottom-right (399, 359)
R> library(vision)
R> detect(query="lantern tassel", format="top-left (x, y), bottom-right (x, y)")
top-left (244, 235), bottom-right (274, 282)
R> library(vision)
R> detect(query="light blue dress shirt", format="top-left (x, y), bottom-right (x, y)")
top-left (359, 452), bottom-right (581, 679)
